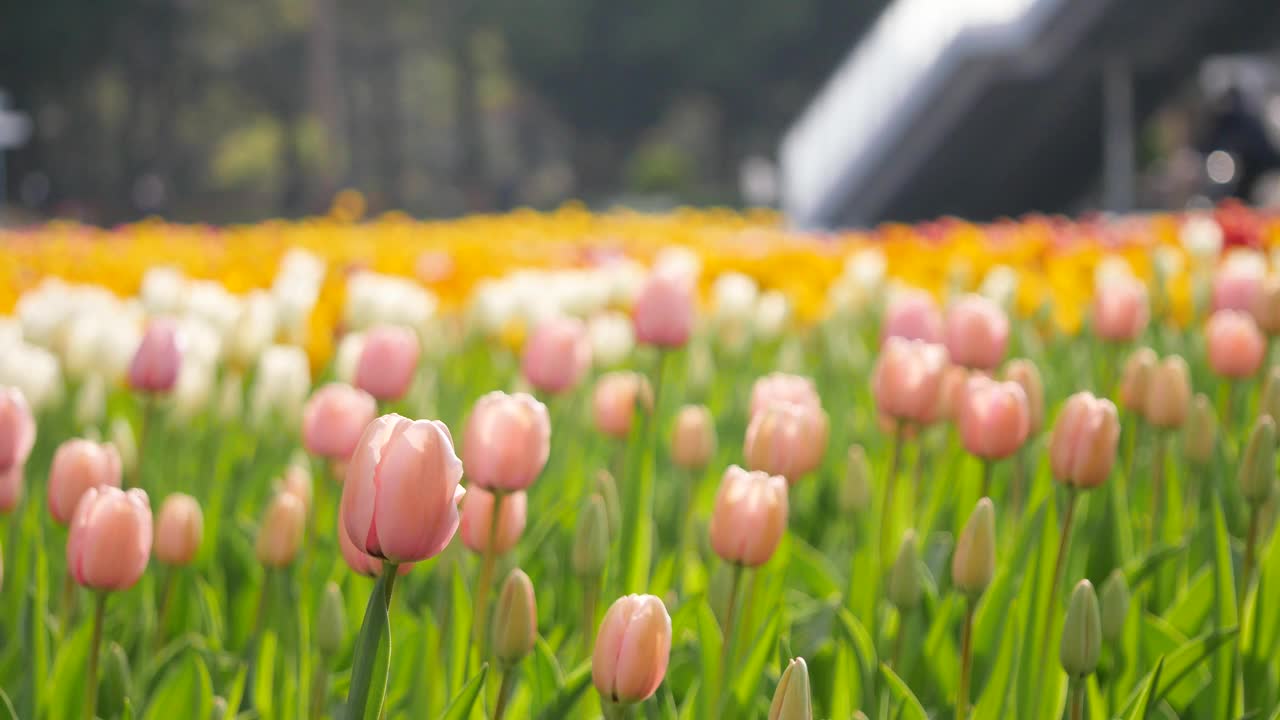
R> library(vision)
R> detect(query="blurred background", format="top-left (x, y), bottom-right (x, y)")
top-left (2, 0), bottom-right (1280, 227)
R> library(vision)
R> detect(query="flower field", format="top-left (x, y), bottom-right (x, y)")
top-left (0, 199), bottom-right (1279, 719)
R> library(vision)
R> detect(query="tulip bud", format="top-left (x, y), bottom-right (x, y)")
top-left (1117, 347), bottom-right (1156, 413)
top-left (98, 642), bottom-right (132, 718)
top-left (768, 657), bottom-right (813, 720)
top-left (853, 713), bottom-right (870, 720)
top-left (211, 697), bottom-right (228, 720)
top-left (888, 530), bottom-right (921, 611)
top-left (1060, 579), bottom-right (1102, 678)
top-left (279, 463), bottom-right (313, 515)
top-left (256, 492), bottom-right (306, 568)
top-left (593, 372), bottom-right (654, 439)
top-left (1183, 393), bottom-right (1217, 464)
top-left (595, 469), bottom-right (621, 537)
top-left (1260, 366), bottom-right (1280, 422)
top-left (952, 498), bottom-right (996, 598)
top-left (1004, 359), bottom-right (1045, 435)
top-left (670, 404), bottom-right (716, 471)
top-left (316, 582), bottom-right (346, 657)
top-left (839, 445), bottom-right (872, 514)
top-left (1143, 356), bottom-right (1191, 429)
top-left (573, 495), bottom-right (611, 578)
top-left (1099, 569), bottom-right (1129, 645)
top-left (1239, 416), bottom-right (1276, 506)
top-left (592, 594), bottom-right (672, 705)
top-left (1049, 392), bottom-right (1120, 489)
top-left (154, 493), bottom-right (203, 566)
top-left (493, 568), bottom-right (537, 666)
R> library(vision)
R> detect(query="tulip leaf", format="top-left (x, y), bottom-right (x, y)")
top-left (224, 663), bottom-right (248, 718)
top-left (1161, 568), bottom-right (1211, 638)
top-left (449, 560), bottom-right (473, 696)
top-left (972, 597), bottom-right (1023, 720)
top-left (253, 631), bottom-right (277, 719)
top-left (1120, 656), bottom-right (1164, 720)
top-left (878, 663), bottom-right (927, 720)
top-left (534, 660), bottom-right (593, 720)
top-left (439, 663), bottom-right (487, 720)
top-left (835, 607), bottom-right (877, 708)
top-left (731, 610), bottom-right (781, 711)
top-left (344, 572), bottom-right (393, 720)
top-left (142, 652), bottom-right (214, 720)
top-left (695, 598), bottom-right (724, 720)
top-left (528, 637), bottom-right (564, 710)
top-left (1207, 494), bottom-right (1238, 719)
top-left (45, 609), bottom-right (93, 720)
top-left (0, 686), bottom-right (16, 720)
top-left (1117, 626), bottom-right (1237, 715)
top-left (786, 536), bottom-right (843, 601)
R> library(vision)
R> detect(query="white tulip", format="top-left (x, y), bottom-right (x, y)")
top-left (185, 280), bottom-right (242, 340)
top-left (588, 312), bottom-right (635, 367)
top-left (226, 291), bottom-right (278, 371)
top-left (712, 272), bottom-right (760, 323)
top-left (605, 259), bottom-right (647, 306)
top-left (653, 246), bottom-right (702, 282)
top-left (177, 318), bottom-right (223, 370)
top-left (844, 247), bottom-right (887, 291)
top-left (754, 290), bottom-right (791, 341)
top-left (74, 373), bottom-right (107, 429)
top-left (217, 371), bottom-right (244, 424)
top-left (141, 266), bottom-right (188, 316)
top-left (0, 341), bottom-right (63, 411)
top-left (1154, 246), bottom-right (1185, 279)
top-left (334, 331), bottom-right (366, 384)
top-left (169, 359), bottom-right (216, 423)
top-left (1181, 215), bottom-right (1223, 264)
top-left (250, 344), bottom-right (311, 428)
top-left (981, 265), bottom-right (1021, 308)
top-left (275, 248), bottom-right (326, 288)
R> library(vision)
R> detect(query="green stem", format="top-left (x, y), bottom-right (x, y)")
top-left (718, 564), bottom-right (745, 709)
top-left (735, 569), bottom-right (760, 668)
top-left (602, 701), bottom-right (634, 720)
top-left (1069, 677), bottom-right (1085, 720)
top-left (1148, 431), bottom-right (1166, 550)
top-left (345, 562), bottom-right (400, 720)
top-left (472, 491), bottom-right (504, 667)
top-left (250, 569), bottom-right (272, 648)
top-left (1241, 504), bottom-right (1260, 612)
top-left (879, 425), bottom-right (905, 572)
top-left (59, 568), bottom-right (76, 636)
top-left (133, 395), bottom-right (155, 489)
top-left (956, 601), bottom-right (974, 720)
top-left (154, 567), bottom-right (177, 651)
top-left (582, 580), bottom-right (598, 660)
top-left (891, 611), bottom-right (908, 671)
top-left (310, 658), bottom-right (329, 720)
top-left (1012, 448), bottom-right (1026, 514)
top-left (85, 592), bottom-right (107, 720)
top-left (979, 460), bottom-right (993, 500)
top-left (912, 438), bottom-right (928, 510)
top-left (493, 665), bottom-right (517, 720)
top-left (1035, 487), bottom-right (1078, 696)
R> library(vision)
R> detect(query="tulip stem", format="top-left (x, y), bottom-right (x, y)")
top-left (718, 563), bottom-right (745, 709)
top-left (472, 491), bottom-right (504, 667)
top-left (1148, 431), bottom-right (1166, 550)
top-left (736, 569), bottom-right (760, 668)
top-left (85, 592), bottom-right (107, 720)
top-left (155, 566), bottom-right (177, 651)
top-left (979, 460), bottom-right (993, 500)
top-left (1035, 487), bottom-right (1078, 696)
top-left (891, 612), bottom-right (907, 671)
top-left (309, 658), bottom-right (329, 720)
top-left (582, 580), bottom-right (598, 659)
top-left (1241, 504), bottom-right (1261, 618)
top-left (1068, 676), bottom-right (1085, 720)
top-left (956, 601), bottom-right (974, 720)
top-left (493, 665), bottom-right (516, 720)
top-left (1012, 449), bottom-right (1026, 514)
top-left (250, 569), bottom-right (272, 648)
top-left (59, 568), bottom-right (76, 636)
top-left (602, 701), bottom-right (634, 720)
top-left (133, 394), bottom-right (155, 489)
top-left (912, 438), bottom-right (928, 511)
top-left (879, 425), bottom-right (905, 571)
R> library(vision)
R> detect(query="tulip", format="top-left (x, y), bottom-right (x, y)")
top-left (952, 498), bottom-right (995, 598)
top-left (588, 312), bottom-right (636, 368)
top-left (256, 492), bottom-right (306, 568)
top-left (521, 316), bottom-right (592, 394)
top-left (459, 487), bottom-right (527, 555)
top-left (932, 364), bottom-right (970, 422)
top-left (1212, 256), bottom-right (1265, 313)
top-left (492, 568), bottom-right (537, 666)
top-left (334, 331), bottom-right (366, 384)
top-left (754, 290), bottom-right (790, 341)
top-left (670, 404), bottom-right (716, 470)
top-left (74, 373), bottom-right (106, 429)
top-left (743, 401), bottom-right (829, 484)
top-left (154, 493), bottom-right (203, 566)
top-left (944, 294), bottom-right (1009, 371)
top-left (316, 582), bottom-right (347, 657)
top-left (872, 338), bottom-right (949, 425)
top-left (1117, 347), bottom-right (1156, 413)
top-left (68, 486), bottom-right (152, 590)
top-left (1060, 580), bottom-right (1102, 679)
top-left (749, 372), bottom-right (821, 421)
top-left (225, 291), bottom-right (277, 372)
top-left (1183, 393), bottom-right (1217, 465)
top-left (839, 445), bottom-right (872, 514)
top-left (128, 320), bottom-right (181, 394)
top-left (0, 387), bottom-right (36, 473)
top-left (337, 509), bottom-right (415, 578)
top-left (49, 439), bottom-right (123, 525)
top-left (1252, 275), bottom-right (1280, 334)
top-left (592, 372), bottom-right (654, 439)
top-left (881, 288), bottom-right (943, 345)
top-left (708, 466), bottom-right (788, 567)
top-left (279, 462), bottom-right (313, 513)
top-left (1004, 359), bottom-right (1045, 435)
top-left (1091, 276), bottom-right (1149, 342)
top-left (957, 376), bottom-right (1030, 462)
top-left (768, 657), bottom-right (813, 720)
top-left (572, 494), bottom-right (611, 578)
top-left (888, 530), bottom-right (921, 611)
top-left (302, 383), bottom-right (378, 462)
top-left (354, 325), bottom-right (420, 402)
top-left (1239, 416), bottom-right (1276, 506)
top-left (1049, 392), bottom-right (1121, 489)
top-left (1206, 310), bottom-right (1266, 379)
top-left (341, 414), bottom-right (464, 564)
top-left (592, 594), bottom-right (672, 705)
top-left (250, 344), bottom-right (311, 428)
top-left (0, 466), bottom-right (20, 515)
top-left (632, 271), bottom-right (695, 348)
top-left (1143, 356), bottom-right (1191, 429)
top-left (1099, 569), bottom-right (1129, 646)
top-left (462, 391), bottom-right (551, 492)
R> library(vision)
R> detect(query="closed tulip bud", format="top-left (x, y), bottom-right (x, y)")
top-left (750, 373), bottom-right (822, 421)
top-left (459, 487), bottom-right (527, 555)
top-left (279, 463), bottom-right (313, 514)
top-left (1092, 276), bottom-right (1149, 342)
top-left (592, 594), bottom-right (673, 705)
top-left (256, 492), bottom-right (306, 568)
top-left (1206, 310), bottom-right (1266, 378)
top-left (1261, 366), bottom-right (1280, 422)
top-left (888, 530), bottom-right (921, 611)
top-left (709, 466), bottom-right (788, 567)
top-left (1060, 579), bottom-right (1102, 678)
top-left (154, 493), bottom-right (203, 566)
top-left (1239, 416), bottom-right (1276, 505)
top-left (595, 470), bottom-right (621, 537)
top-left (354, 325), bottom-right (420, 402)
top-left (1117, 348), bottom-right (1156, 413)
top-left (952, 498), bottom-right (996, 598)
top-left (944, 294), bottom-right (1009, 371)
top-left (632, 271), bottom-right (695, 348)
top-left (1003, 359), bottom-right (1045, 435)
top-left (572, 495), bottom-right (611, 577)
top-left (462, 391), bottom-right (551, 492)
top-left (592, 372), bottom-right (654, 439)
top-left (853, 713), bottom-right (870, 720)
top-left (881, 289), bottom-right (943, 345)
top-left (839, 445), bottom-right (872, 514)
top-left (872, 338), bottom-right (949, 425)
top-left (493, 568), bottom-right (537, 666)
top-left (109, 417), bottom-right (138, 481)
top-left (768, 657), bottom-right (813, 720)
top-left (1183, 394), bottom-right (1217, 464)
top-left (1144, 356), bottom-right (1191, 429)
top-left (302, 383), bottom-right (378, 462)
top-left (1253, 275), bottom-right (1280, 335)
top-left (67, 486), bottom-right (152, 590)
top-left (671, 404), bottom-right (716, 470)
top-left (744, 401), bottom-right (829, 484)
top-left (211, 697), bottom-right (228, 720)
top-left (1099, 569), bottom-right (1129, 645)
top-left (0, 386), bottom-right (35, 473)
top-left (521, 316), bottom-right (592, 394)
top-left (128, 320), bottom-right (182, 393)
top-left (957, 376), bottom-right (1030, 460)
top-left (49, 438), bottom-right (123, 525)
top-left (1049, 392), bottom-right (1121, 489)
top-left (316, 582), bottom-right (346, 657)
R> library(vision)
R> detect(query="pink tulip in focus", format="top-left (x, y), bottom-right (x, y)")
top-left (1206, 310), bottom-right (1266, 379)
top-left (593, 372), bottom-right (654, 439)
top-left (1049, 392), bottom-right (1121, 489)
top-left (338, 509), bottom-right (414, 577)
top-left (749, 373), bottom-right (821, 421)
top-left (632, 271), bottom-right (695, 348)
top-left (944, 295), bottom-right (1009, 371)
top-left (521, 316), bottom-right (592, 394)
top-left (872, 337), bottom-right (949, 425)
top-left (462, 391), bottom-right (551, 491)
top-left (708, 465), bottom-right (788, 567)
top-left (341, 414), bottom-right (465, 563)
top-left (1212, 259), bottom-right (1265, 313)
top-left (743, 402), bottom-right (829, 484)
top-left (592, 594), bottom-right (673, 705)
top-left (881, 289), bottom-right (943, 345)
top-left (128, 319), bottom-right (182, 393)
top-left (49, 439), bottom-right (123, 525)
top-left (303, 383), bottom-right (378, 461)
top-left (154, 493), bottom-right (203, 566)
top-left (459, 486), bottom-right (527, 555)
top-left (1092, 277), bottom-right (1149, 342)
top-left (67, 486), bottom-right (152, 590)
top-left (957, 376), bottom-right (1030, 460)
top-left (354, 325), bottom-right (421, 402)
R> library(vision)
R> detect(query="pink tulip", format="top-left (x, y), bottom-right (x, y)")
top-left (67, 486), bottom-right (152, 590)
top-left (670, 404), bottom-right (716, 470)
top-left (1049, 392), bottom-right (1121, 489)
top-left (303, 383), bottom-right (378, 461)
top-left (872, 337), bottom-right (949, 425)
top-left (708, 465), bottom-right (788, 567)
top-left (1092, 277), bottom-right (1149, 342)
top-left (0, 466), bottom-right (21, 514)
top-left (521, 316), bottom-right (592, 394)
top-left (459, 486), bottom-right (527, 555)
top-left (338, 508), bottom-right (414, 577)
top-left (462, 391), bottom-right (551, 491)
top-left (749, 373), bottom-right (821, 421)
top-left (881, 289), bottom-right (943, 345)
top-left (354, 325), bottom-right (420, 402)
top-left (128, 319), bottom-right (182, 393)
top-left (632, 271), bottom-right (695, 348)
top-left (593, 372), bottom-right (654, 439)
top-left (1206, 310), bottom-right (1266, 379)
top-left (0, 387), bottom-right (35, 472)
top-left (743, 401), bottom-right (829, 484)
top-left (49, 439), bottom-right (123, 525)
top-left (341, 414), bottom-right (465, 563)
top-left (1252, 275), bottom-right (1280, 335)
top-left (1212, 260), bottom-right (1265, 313)
top-left (944, 295), bottom-right (1009, 371)
top-left (256, 491), bottom-right (306, 568)
top-left (154, 493), bottom-right (203, 566)
top-left (592, 594), bottom-right (673, 705)
top-left (957, 376), bottom-right (1030, 460)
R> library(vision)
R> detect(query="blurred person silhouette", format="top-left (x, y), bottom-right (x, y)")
top-left (1197, 87), bottom-right (1280, 201)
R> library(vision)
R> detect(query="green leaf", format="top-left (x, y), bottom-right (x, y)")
top-left (0, 686), bottom-right (17, 720)
top-left (834, 607), bottom-right (877, 708)
top-left (142, 653), bottom-right (215, 720)
top-left (1120, 656), bottom-right (1164, 720)
top-left (1117, 627), bottom-right (1237, 715)
top-left (534, 661), bottom-right (593, 720)
top-left (449, 559), bottom-right (472, 696)
top-left (879, 663), bottom-right (927, 720)
top-left (253, 631), bottom-right (277, 719)
top-left (731, 611), bottom-right (781, 711)
top-left (439, 664), bottom-right (488, 720)
top-left (972, 598), bottom-right (1023, 720)
top-left (45, 608), bottom-right (93, 720)
top-left (695, 599), bottom-right (724, 720)
top-left (1124, 544), bottom-right (1184, 590)
top-left (528, 638), bottom-right (564, 710)
top-left (1208, 495), bottom-right (1237, 719)
top-left (345, 572), bottom-right (392, 720)
top-left (223, 663), bottom-right (248, 718)
top-left (786, 537), bottom-right (843, 600)
top-left (1161, 569), bottom-right (1211, 638)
